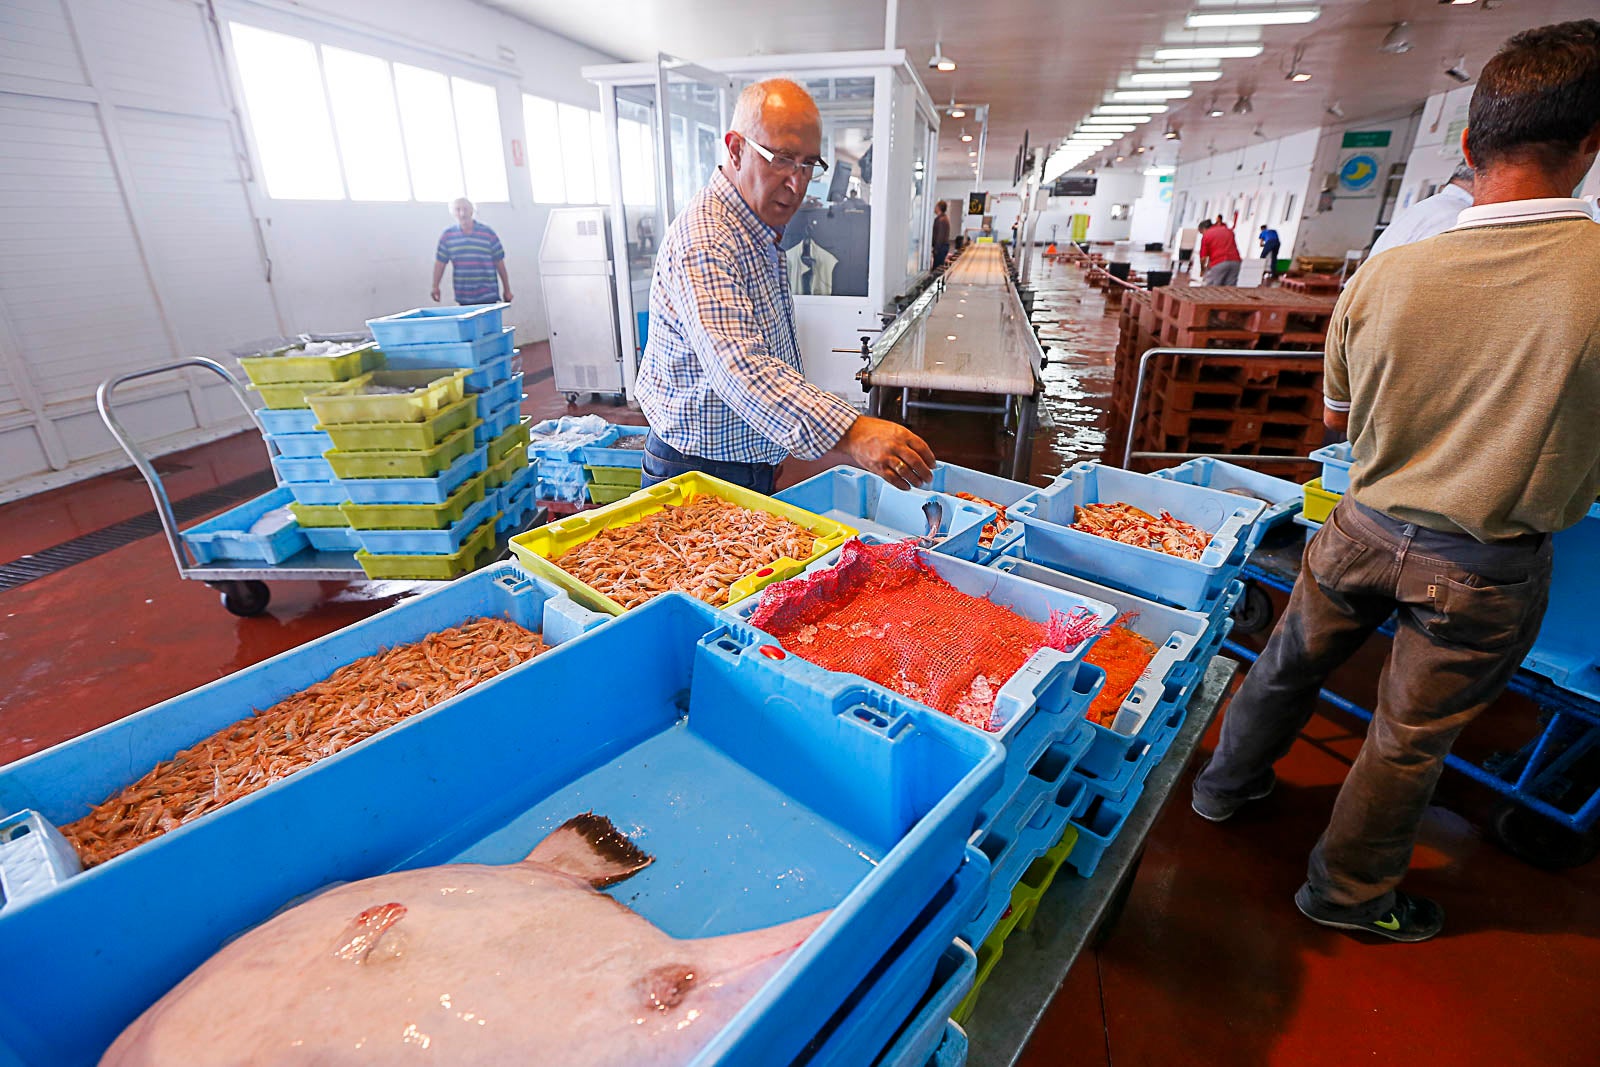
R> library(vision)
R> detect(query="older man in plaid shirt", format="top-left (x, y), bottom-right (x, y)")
top-left (636, 78), bottom-right (936, 494)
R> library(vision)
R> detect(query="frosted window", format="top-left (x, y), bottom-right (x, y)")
top-left (619, 119), bottom-right (656, 205)
top-left (591, 110), bottom-right (612, 204)
top-left (321, 46), bottom-right (410, 201)
top-left (394, 63), bottom-right (464, 201)
top-left (452, 76), bottom-right (508, 203)
top-left (229, 24), bottom-right (342, 200)
top-left (523, 95), bottom-right (565, 203)
top-left (558, 103), bottom-right (596, 204)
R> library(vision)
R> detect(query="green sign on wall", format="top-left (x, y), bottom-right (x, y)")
top-left (1341, 130), bottom-right (1393, 149)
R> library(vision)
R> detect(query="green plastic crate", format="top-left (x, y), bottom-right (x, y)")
top-left (340, 473), bottom-right (487, 530)
top-left (486, 448), bottom-right (530, 489)
top-left (488, 419), bottom-right (531, 465)
top-left (248, 380), bottom-right (336, 410)
top-left (354, 513), bottom-right (499, 580)
top-left (585, 464), bottom-right (643, 488)
top-left (287, 502), bottom-right (350, 528)
top-left (319, 396), bottom-right (477, 452)
top-left (239, 343), bottom-right (381, 386)
top-left (585, 481), bottom-right (640, 506)
top-left (326, 425), bottom-right (477, 479)
top-left (306, 369), bottom-right (469, 425)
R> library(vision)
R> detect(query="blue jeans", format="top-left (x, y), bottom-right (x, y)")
top-left (640, 433), bottom-right (778, 495)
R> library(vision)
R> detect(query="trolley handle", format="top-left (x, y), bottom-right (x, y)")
top-left (96, 357), bottom-right (264, 574)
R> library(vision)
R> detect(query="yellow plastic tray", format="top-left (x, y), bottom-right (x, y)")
top-left (248, 380), bottom-right (335, 410)
top-left (510, 471), bottom-right (856, 615)
top-left (325, 425), bottom-right (477, 479)
top-left (305, 369), bottom-right (469, 425)
top-left (489, 419), bottom-right (532, 465)
top-left (287, 502), bottom-right (350, 528)
top-left (1302, 477), bottom-right (1341, 524)
top-left (340, 473), bottom-right (487, 530)
top-left (486, 447), bottom-right (530, 489)
top-left (354, 513), bottom-right (499, 580)
top-left (239, 343), bottom-right (381, 386)
top-left (319, 395), bottom-right (477, 452)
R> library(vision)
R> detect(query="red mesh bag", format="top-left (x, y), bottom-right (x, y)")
top-left (748, 539), bottom-right (1101, 731)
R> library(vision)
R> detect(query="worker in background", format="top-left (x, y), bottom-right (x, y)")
top-left (1258, 224), bottom-right (1281, 277)
top-left (1368, 163), bottom-right (1476, 256)
top-left (932, 200), bottom-right (951, 269)
top-left (636, 78), bottom-right (936, 494)
top-left (431, 198), bottom-right (511, 306)
top-left (1197, 218), bottom-right (1242, 285)
top-left (1192, 20), bottom-right (1600, 943)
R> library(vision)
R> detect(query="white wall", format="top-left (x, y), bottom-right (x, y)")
top-left (1034, 169), bottom-right (1144, 244)
top-left (1171, 128), bottom-right (1319, 261)
top-left (1294, 106), bottom-right (1422, 257)
top-left (222, 0), bottom-right (616, 343)
top-left (934, 179), bottom-right (1027, 240)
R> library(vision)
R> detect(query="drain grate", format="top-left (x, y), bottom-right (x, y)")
top-left (0, 470), bottom-right (277, 592)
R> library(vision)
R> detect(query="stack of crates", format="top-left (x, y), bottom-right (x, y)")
top-left (580, 425), bottom-right (647, 505)
top-left (301, 368), bottom-right (497, 580)
top-left (366, 305), bottom-right (536, 539)
top-left (527, 418), bottom-right (617, 506)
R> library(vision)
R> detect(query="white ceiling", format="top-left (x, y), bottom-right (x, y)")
top-left (487, 0), bottom-right (1600, 178)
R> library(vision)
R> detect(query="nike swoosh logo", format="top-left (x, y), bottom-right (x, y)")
top-left (1375, 914), bottom-right (1401, 931)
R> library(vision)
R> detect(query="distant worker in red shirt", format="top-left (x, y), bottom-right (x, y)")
top-left (1198, 218), bottom-right (1243, 285)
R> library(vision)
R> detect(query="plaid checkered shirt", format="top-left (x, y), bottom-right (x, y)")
top-left (637, 167), bottom-right (858, 464)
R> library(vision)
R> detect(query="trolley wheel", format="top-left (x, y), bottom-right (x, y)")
top-left (217, 580), bottom-right (271, 617)
top-left (1490, 800), bottom-right (1600, 870)
top-left (1231, 580), bottom-right (1275, 637)
top-left (564, 392), bottom-right (581, 406)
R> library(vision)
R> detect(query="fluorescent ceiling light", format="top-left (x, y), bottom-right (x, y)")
top-left (1290, 71), bottom-right (1313, 82)
top-left (1128, 71), bottom-right (1222, 84)
top-left (1080, 124), bottom-right (1135, 132)
top-left (949, 107), bottom-right (966, 117)
top-left (1154, 45), bottom-right (1263, 60)
top-left (1096, 104), bottom-right (1169, 114)
top-left (1186, 8), bottom-right (1320, 28)
top-left (1113, 89), bottom-right (1193, 100)
top-left (1086, 115), bottom-right (1151, 124)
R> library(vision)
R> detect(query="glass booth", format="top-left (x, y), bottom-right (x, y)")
top-left (584, 51), bottom-right (940, 405)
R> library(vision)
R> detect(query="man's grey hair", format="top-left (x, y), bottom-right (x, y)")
top-left (1449, 163), bottom-right (1475, 185)
top-left (450, 197), bottom-right (473, 212)
top-left (729, 78), bottom-right (818, 141)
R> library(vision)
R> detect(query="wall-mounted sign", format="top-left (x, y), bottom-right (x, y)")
top-left (1341, 130), bottom-right (1392, 149)
top-left (1051, 176), bottom-right (1098, 197)
top-left (1338, 152), bottom-right (1381, 194)
top-left (967, 191), bottom-right (988, 216)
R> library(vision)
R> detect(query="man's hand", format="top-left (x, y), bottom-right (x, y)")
top-left (501, 289), bottom-right (513, 303)
top-left (838, 416), bottom-right (936, 490)
top-left (430, 286), bottom-right (441, 302)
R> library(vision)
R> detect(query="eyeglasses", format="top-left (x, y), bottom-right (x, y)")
top-left (741, 136), bottom-right (829, 180)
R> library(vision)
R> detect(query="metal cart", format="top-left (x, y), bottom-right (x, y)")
top-left (1228, 526), bottom-right (1600, 869)
top-left (96, 357), bottom-right (369, 617)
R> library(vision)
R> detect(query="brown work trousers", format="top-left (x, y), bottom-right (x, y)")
top-left (1195, 499), bottom-right (1552, 918)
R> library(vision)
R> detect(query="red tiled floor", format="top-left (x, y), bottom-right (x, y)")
top-left (3, 260), bottom-right (1598, 1066)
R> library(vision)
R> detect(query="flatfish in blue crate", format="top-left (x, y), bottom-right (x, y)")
top-left (103, 813), bottom-right (827, 1067)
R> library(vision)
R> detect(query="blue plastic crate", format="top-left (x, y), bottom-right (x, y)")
top-left (877, 945), bottom-right (978, 1067)
top-left (529, 419), bottom-right (619, 463)
top-left (474, 395), bottom-right (523, 445)
top-left (499, 459), bottom-right (538, 503)
top-left (381, 326), bottom-right (516, 370)
top-left (181, 487), bottom-right (308, 565)
top-left (463, 352), bottom-right (514, 391)
top-left (776, 466), bottom-right (1000, 563)
top-left (254, 407), bottom-right (319, 435)
top-left (269, 454), bottom-right (336, 484)
top-left (990, 557), bottom-right (1224, 779)
top-left (801, 846), bottom-right (988, 1067)
top-left (352, 495), bottom-right (494, 555)
top-left (0, 592), bottom-right (1002, 1065)
top-left (0, 812), bottom-right (81, 914)
top-left (367, 303), bottom-right (505, 346)
top-left (262, 430), bottom-right (333, 459)
top-left (923, 462), bottom-right (1041, 563)
top-left (1151, 457), bottom-right (1303, 553)
top-left (301, 525), bottom-right (361, 553)
top-left (1063, 781), bottom-right (1138, 878)
top-left (339, 445), bottom-right (488, 505)
top-left (970, 687), bottom-right (1098, 841)
top-left (1009, 461), bottom-right (1264, 611)
top-left (1309, 441), bottom-right (1354, 494)
top-left (283, 480), bottom-right (347, 506)
top-left (580, 423), bottom-right (649, 467)
top-left (470, 371), bottom-right (524, 415)
top-left (497, 485), bottom-right (539, 534)
top-left (1523, 501), bottom-right (1600, 702)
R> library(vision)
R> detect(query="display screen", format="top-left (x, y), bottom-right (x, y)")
top-left (1052, 176), bottom-right (1098, 197)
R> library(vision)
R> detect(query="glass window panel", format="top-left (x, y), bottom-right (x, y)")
top-left (321, 46), bottom-right (410, 201)
top-left (229, 23), bottom-right (343, 200)
top-left (523, 94), bottom-right (565, 204)
top-left (785, 76), bottom-right (874, 298)
top-left (590, 110), bottom-right (612, 204)
top-left (394, 63), bottom-right (464, 201)
top-left (619, 118), bottom-right (655, 205)
top-left (452, 76), bottom-right (508, 203)
top-left (558, 103), bottom-right (596, 204)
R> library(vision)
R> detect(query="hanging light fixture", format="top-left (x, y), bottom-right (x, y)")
top-left (1378, 22), bottom-right (1414, 55)
top-left (1232, 93), bottom-right (1254, 114)
top-left (929, 41), bottom-right (957, 71)
top-left (1206, 93), bottom-right (1226, 118)
top-left (1286, 44), bottom-right (1312, 81)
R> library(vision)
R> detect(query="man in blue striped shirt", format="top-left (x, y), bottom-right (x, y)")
top-left (432, 198), bottom-right (512, 305)
top-left (637, 79), bottom-right (935, 493)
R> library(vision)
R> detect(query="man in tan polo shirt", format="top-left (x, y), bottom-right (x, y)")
top-left (1192, 20), bottom-right (1600, 942)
